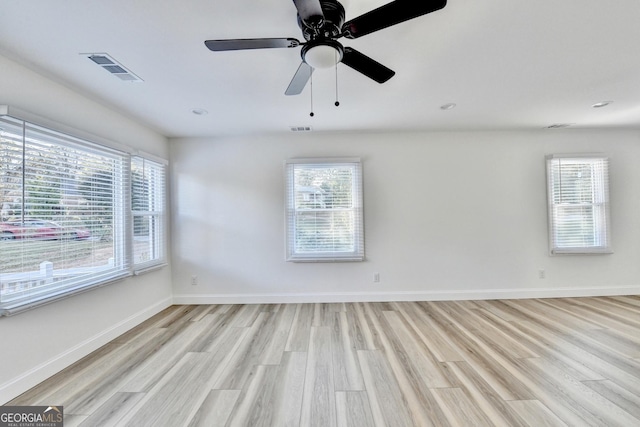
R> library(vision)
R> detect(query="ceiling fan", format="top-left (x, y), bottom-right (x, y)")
top-left (204, 0), bottom-right (447, 96)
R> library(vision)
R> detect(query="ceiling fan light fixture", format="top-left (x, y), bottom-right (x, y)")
top-left (302, 41), bottom-right (344, 69)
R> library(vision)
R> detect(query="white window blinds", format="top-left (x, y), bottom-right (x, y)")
top-left (285, 159), bottom-right (364, 262)
top-left (546, 155), bottom-right (612, 254)
top-left (131, 156), bottom-right (166, 271)
top-left (1, 115), bottom-right (131, 314)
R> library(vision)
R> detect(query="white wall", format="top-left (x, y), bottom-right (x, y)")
top-left (0, 54), bottom-right (173, 403)
top-left (170, 130), bottom-right (640, 303)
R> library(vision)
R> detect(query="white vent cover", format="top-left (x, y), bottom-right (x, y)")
top-left (546, 123), bottom-right (573, 129)
top-left (290, 126), bottom-right (313, 132)
top-left (81, 53), bottom-right (143, 82)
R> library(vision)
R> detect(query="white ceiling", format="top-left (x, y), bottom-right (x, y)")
top-left (1, 0), bottom-right (640, 138)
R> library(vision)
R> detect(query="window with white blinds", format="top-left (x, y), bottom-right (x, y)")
top-left (546, 154), bottom-right (612, 255)
top-left (0, 109), bottom-right (167, 316)
top-left (131, 156), bottom-right (166, 271)
top-left (285, 159), bottom-right (364, 262)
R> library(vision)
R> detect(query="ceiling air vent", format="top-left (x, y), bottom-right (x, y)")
top-left (82, 53), bottom-right (143, 82)
top-left (290, 126), bottom-right (313, 132)
top-left (546, 123), bottom-right (573, 129)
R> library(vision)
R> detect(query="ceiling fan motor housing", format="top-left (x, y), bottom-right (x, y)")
top-left (297, 0), bottom-right (345, 41)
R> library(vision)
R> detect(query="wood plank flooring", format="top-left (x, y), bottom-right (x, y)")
top-left (9, 296), bottom-right (640, 426)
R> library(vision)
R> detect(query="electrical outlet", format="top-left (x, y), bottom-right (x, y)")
top-left (373, 272), bottom-right (380, 283)
top-left (191, 275), bottom-right (198, 286)
top-left (538, 270), bottom-right (545, 279)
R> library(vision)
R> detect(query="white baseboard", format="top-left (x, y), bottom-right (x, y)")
top-left (0, 296), bottom-right (173, 405)
top-left (173, 285), bottom-right (640, 305)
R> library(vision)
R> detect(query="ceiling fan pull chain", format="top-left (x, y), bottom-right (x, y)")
top-left (335, 50), bottom-right (340, 107)
top-left (309, 67), bottom-right (315, 117)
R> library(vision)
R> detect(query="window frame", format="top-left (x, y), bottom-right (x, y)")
top-left (0, 106), bottom-right (167, 316)
top-left (285, 158), bottom-right (364, 262)
top-left (131, 155), bottom-right (168, 273)
top-left (546, 154), bottom-right (612, 255)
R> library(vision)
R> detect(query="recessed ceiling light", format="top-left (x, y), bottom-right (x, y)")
top-left (440, 103), bottom-right (456, 110)
top-left (591, 101), bottom-right (613, 108)
top-left (191, 108), bottom-right (208, 116)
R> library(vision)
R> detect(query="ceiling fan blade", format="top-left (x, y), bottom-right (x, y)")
top-left (285, 62), bottom-right (314, 95)
top-left (205, 38), bottom-right (301, 51)
top-left (292, 0), bottom-right (325, 23)
top-left (342, 0), bottom-right (447, 39)
top-left (341, 47), bottom-right (395, 83)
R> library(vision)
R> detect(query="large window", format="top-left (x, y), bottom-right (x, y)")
top-left (0, 108), bottom-right (166, 315)
top-left (285, 158), bottom-right (364, 262)
top-left (546, 154), bottom-right (612, 254)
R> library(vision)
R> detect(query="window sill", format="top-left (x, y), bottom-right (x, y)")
top-left (133, 263), bottom-right (168, 275)
top-left (287, 256), bottom-right (365, 263)
top-left (550, 249), bottom-right (614, 256)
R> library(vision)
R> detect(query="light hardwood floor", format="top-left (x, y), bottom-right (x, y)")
top-left (9, 296), bottom-right (640, 426)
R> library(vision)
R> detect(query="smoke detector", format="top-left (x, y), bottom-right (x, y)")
top-left (81, 53), bottom-right (143, 82)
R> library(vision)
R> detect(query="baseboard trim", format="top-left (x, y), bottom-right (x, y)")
top-left (173, 285), bottom-right (640, 305)
top-left (0, 296), bottom-right (173, 405)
